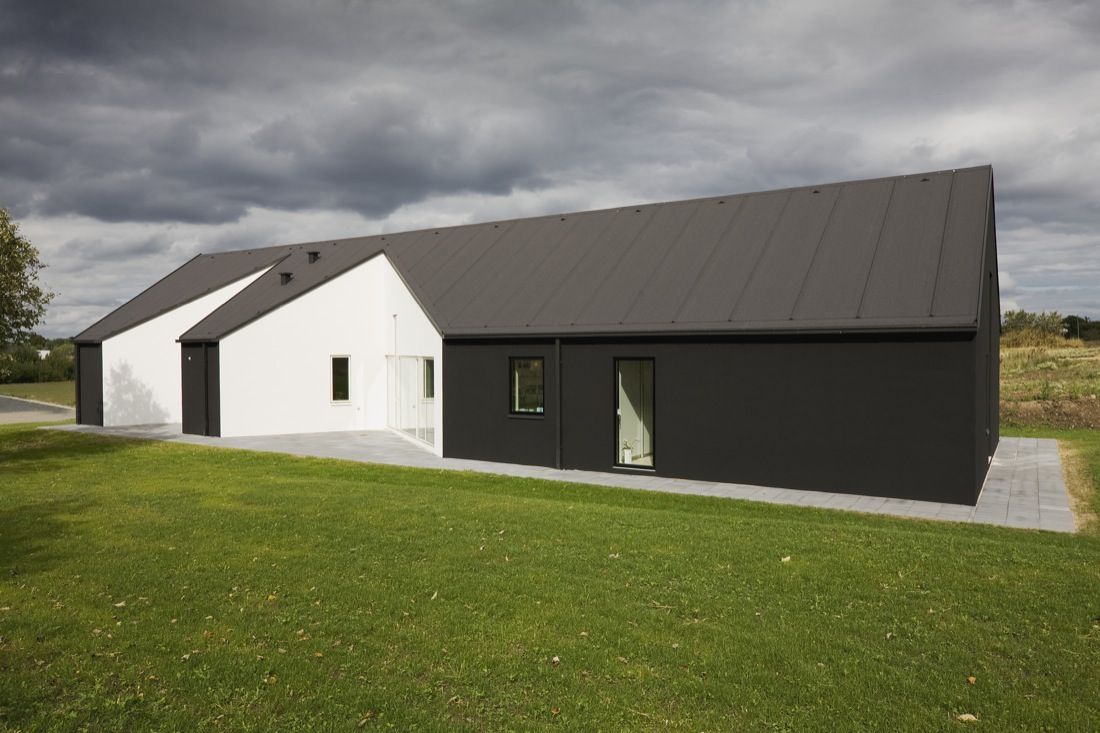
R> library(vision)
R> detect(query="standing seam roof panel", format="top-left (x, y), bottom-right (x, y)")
top-left (449, 215), bottom-right (584, 329)
top-left (482, 211), bottom-right (619, 328)
top-left (859, 171), bottom-right (954, 318)
top-left (731, 186), bottom-right (840, 322)
top-left (434, 216), bottom-right (560, 321)
top-left (675, 190), bottom-right (791, 324)
top-left (624, 196), bottom-right (746, 325)
top-left (931, 167), bottom-right (993, 317)
top-left (529, 206), bottom-right (658, 327)
top-left (575, 200), bottom-right (701, 326)
top-left (791, 179), bottom-right (895, 321)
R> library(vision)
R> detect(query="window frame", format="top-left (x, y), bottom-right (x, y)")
top-left (612, 357), bottom-right (656, 471)
top-left (330, 354), bottom-right (351, 404)
top-left (508, 356), bottom-right (545, 417)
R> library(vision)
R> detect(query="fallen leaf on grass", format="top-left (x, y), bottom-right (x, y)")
top-left (957, 713), bottom-right (979, 722)
top-left (113, 601), bottom-right (126, 608)
top-left (967, 676), bottom-right (977, 685)
top-left (551, 655), bottom-right (560, 666)
top-left (781, 556), bottom-right (791, 563)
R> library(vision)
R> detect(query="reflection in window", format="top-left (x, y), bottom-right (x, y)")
top-left (510, 357), bottom-right (544, 414)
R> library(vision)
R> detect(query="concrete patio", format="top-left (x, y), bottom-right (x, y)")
top-left (53, 424), bottom-right (1076, 533)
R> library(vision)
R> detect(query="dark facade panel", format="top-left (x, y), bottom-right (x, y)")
top-left (445, 335), bottom-right (982, 504)
top-left (443, 340), bottom-right (559, 468)
top-left (859, 171), bottom-right (954, 318)
top-left (76, 344), bottom-right (103, 426)
top-left (181, 343), bottom-right (220, 436)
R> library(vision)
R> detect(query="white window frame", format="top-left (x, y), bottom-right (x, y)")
top-left (330, 354), bottom-right (351, 405)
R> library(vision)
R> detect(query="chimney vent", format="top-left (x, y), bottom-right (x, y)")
top-left (280, 272), bottom-right (293, 285)
top-left (307, 251), bottom-right (320, 264)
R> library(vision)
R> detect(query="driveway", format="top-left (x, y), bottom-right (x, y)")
top-left (0, 395), bottom-right (75, 424)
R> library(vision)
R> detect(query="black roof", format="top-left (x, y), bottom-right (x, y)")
top-left (79, 166), bottom-right (995, 343)
top-left (74, 245), bottom-right (294, 342)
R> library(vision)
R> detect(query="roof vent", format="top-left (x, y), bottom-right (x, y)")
top-left (307, 251), bottom-right (320, 264)
top-left (280, 272), bottom-right (293, 285)
top-left (920, 177), bottom-right (930, 182)
top-left (812, 189), bottom-right (820, 194)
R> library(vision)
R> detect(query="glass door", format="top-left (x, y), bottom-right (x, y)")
top-left (615, 358), bottom-right (654, 467)
top-left (386, 356), bottom-right (435, 445)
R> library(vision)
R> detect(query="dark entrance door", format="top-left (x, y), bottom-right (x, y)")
top-left (181, 343), bottom-right (220, 436)
top-left (76, 343), bottom-right (103, 425)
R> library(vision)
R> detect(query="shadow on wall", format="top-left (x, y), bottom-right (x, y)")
top-left (105, 362), bottom-right (169, 425)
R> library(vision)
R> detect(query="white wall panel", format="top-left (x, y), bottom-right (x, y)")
top-left (219, 254), bottom-right (443, 454)
top-left (100, 268), bottom-right (269, 427)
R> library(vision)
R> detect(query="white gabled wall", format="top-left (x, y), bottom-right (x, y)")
top-left (100, 268), bottom-right (269, 427)
top-left (217, 253), bottom-right (444, 455)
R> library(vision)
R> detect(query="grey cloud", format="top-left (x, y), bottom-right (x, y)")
top-left (1, 0), bottom-right (1098, 334)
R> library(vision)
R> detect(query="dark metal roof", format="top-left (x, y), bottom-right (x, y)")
top-left (88, 166), bottom-right (994, 343)
top-left (74, 245), bottom-right (295, 342)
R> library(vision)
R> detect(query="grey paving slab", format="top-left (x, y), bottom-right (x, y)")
top-left (49, 425), bottom-right (1075, 533)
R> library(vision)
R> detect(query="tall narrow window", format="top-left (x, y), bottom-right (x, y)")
top-left (331, 356), bottom-right (350, 402)
top-left (616, 358), bottom-right (654, 467)
top-left (510, 357), bottom-right (544, 415)
top-left (423, 358), bottom-right (435, 400)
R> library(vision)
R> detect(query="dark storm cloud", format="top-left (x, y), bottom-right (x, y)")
top-left (3, 0), bottom-right (1099, 334)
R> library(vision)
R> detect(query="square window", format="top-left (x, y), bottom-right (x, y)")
top-left (510, 357), bottom-right (544, 415)
top-left (331, 356), bottom-right (350, 402)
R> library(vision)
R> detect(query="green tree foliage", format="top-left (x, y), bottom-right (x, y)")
top-left (0, 339), bottom-right (74, 383)
top-left (0, 208), bottom-right (54, 349)
top-left (1062, 315), bottom-right (1100, 341)
top-left (1002, 309), bottom-right (1065, 335)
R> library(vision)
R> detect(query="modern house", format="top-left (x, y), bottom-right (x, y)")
top-left (75, 165), bottom-right (1000, 504)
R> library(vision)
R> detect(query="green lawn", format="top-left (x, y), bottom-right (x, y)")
top-left (0, 381), bottom-right (75, 407)
top-left (2, 426), bottom-right (1099, 731)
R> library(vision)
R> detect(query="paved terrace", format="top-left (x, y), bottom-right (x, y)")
top-left (53, 425), bottom-right (1075, 533)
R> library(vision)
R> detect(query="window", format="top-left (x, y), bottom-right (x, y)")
top-left (331, 356), bottom-right (350, 402)
top-left (423, 358), bottom-right (435, 400)
top-left (510, 357), bottom-right (544, 415)
top-left (615, 358), bottom-right (654, 467)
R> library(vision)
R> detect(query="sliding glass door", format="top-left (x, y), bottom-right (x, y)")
top-left (615, 358), bottom-right (654, 467)
top-left (386, 356), bottom-right (435, 445)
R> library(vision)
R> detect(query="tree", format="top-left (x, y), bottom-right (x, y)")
top-left (0, 208), bottom-right (54, 349)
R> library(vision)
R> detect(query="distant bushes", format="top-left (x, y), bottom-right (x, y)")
top-left (0, 341), bottom-right (74, 383)
top-left (1001, 309), bottom-right (1069, 348)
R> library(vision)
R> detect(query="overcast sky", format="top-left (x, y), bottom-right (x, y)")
top-left (3, 0), bottom-right (1098, 337)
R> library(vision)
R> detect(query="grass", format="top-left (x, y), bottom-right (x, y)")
top-left (2, 425), bottom-right (1100, 731)
top-left (0, 381), bottom-right (75, 407)
top-left (1001, 341), bottom-right (1100, 533)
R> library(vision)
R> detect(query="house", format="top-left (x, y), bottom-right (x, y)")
top-left (74, 165), bottom-right (1000, 505)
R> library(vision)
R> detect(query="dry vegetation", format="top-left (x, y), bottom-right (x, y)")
top-left (1000, 341), bottom-right (1100, 429)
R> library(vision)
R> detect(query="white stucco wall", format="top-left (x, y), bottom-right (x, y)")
top-left (100, 268), bottom-right (270, 427)
top-left (218, 253), bottom-right (444, 454)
